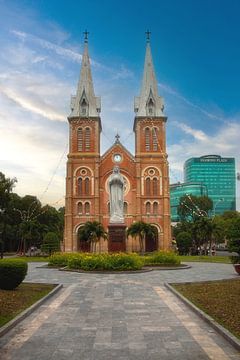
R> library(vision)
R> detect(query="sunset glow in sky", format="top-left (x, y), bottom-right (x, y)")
top-left (0, 0), bottom-right (239, 208)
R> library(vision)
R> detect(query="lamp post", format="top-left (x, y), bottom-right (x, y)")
top-left (213, 198), bottom-right (224, 216)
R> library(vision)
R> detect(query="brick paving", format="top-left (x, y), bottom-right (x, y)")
top-left (0, 262), bottom-right (239, 359)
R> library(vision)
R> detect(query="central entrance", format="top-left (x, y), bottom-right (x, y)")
top-left (77, 228), bottom-right (91, 252)
top-left (145, 227), bottom-right (158, 252)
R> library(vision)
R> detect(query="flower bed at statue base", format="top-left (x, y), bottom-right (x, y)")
top-left (144, 251), bottom-right (180, 267)
top-left (49, 251), bottom-right (181, 271)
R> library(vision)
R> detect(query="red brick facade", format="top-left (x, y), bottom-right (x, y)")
top-left (63, 40), bottom-right (171, 252)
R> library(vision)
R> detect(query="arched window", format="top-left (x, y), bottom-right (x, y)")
top-left (77, 202), bottom-right (83, 214)
top-left (78, 178), bottom-right (83, 195)
top-left (153, 202), bottom-right (158, 215)
top-left (146, 202), bottom-right (151, 214)
top-left (85, 202), bottom-right (90, 214)
top-left (85, 178), bottom-right (90, 195)
top-left (124, 202), bottom-right (128, 215)
top-left (147, 98), bottom-right (155, 116)
top-left (80, 98), bottom-right (88, 116)
top-left (85, 127), bottom-right (91, 151)
top-left (77, 128), bottom-right (83, 151)
top-left (146, 178), bottom-right (151, 196)
top-left (145, 128), bottom-right (150, 151)
top-left (152, 128), bottom-right (158, 151)
top-left (107, 202), bottom-right (110, 215)
top-left (153, 178), bottom-right (158, 196)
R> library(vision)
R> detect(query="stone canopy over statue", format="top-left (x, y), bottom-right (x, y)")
top-left (109, 166), bottom-right (124, 224)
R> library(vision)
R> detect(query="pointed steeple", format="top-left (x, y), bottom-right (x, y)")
top-left (134, 33), bottom-right (164, 117)
top-left (69, 32), bottom-right (101, 118)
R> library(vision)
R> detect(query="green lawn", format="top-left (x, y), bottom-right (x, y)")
top-left (173, 279), bottom-right (240, 339)
top-left (179, 255), bottom-right (231, 264)
top-left (0, 283), bottom-right (55, 327)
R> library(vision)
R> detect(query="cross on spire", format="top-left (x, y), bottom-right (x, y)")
top-left (145, 30), bottom-right (151, 42)
top-left (115, 133), bottom-right (120, 143)
top-left (83, 30), bottom-right (89, 43)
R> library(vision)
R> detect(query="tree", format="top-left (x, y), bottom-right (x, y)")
top-left (0, 172), bottom-right (17, 210)
top-left (176, 232), bottom-right (192, 255)
top-left (41, 232), bottom-right (60, 256)
top-left (127, 221), bottom-right (156, 254)
top-left (0, 172), bottom-right (17, 258)
top-left (78, 221), bottom-right (108, 253)
top-left (177, 195), bottom-right (213, 222)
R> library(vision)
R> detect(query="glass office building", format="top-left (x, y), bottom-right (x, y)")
top-left (170, 182), bottom-right (208, 222)
top-left (184, 155), bottom-right (236, 216)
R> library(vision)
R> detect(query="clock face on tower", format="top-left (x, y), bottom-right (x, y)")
top-left (113, 154), bottom-right (122, 163)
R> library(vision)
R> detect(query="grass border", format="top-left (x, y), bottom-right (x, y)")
top-left (165, 282), bottom-right (240, 352)
top-left (0, 283), bottom-right (63, 337)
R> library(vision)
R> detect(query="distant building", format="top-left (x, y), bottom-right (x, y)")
top-left (170, 182), bottom-right (208, 222)
top-left (184, 155), bottom-right (236, 216)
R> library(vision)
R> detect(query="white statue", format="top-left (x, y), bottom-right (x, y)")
top-left (109, 166), bottom-right (124, 223)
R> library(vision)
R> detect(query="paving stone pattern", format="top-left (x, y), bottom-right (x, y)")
top-left (0, 262), bottom-right (240, 359)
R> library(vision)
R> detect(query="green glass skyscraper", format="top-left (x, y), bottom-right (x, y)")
top-left (170, 182), bottom-right (208, 222)
top-left (184, 155), bottom-right (236, 215)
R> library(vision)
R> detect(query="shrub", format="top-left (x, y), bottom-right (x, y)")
top-left (0, 259), bottom-right (28, 290)
top-left (49, 252), bottom-right (78, 267)
top-left (144, 251), bottom-right (180, 266)
top-left (49, 252), bottom-right (144, 271)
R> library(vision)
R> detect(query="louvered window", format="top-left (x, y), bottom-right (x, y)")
top-left (77, 128), bottom-right (83, 151)
top-left (145, 128), bottom-right (150, 151)
top-left (85, 127), bottom-right (91, 151)
top-left (152, 128), bottom-right (158, 151)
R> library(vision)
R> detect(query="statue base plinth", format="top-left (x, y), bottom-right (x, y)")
top-left (108, 223), bottom-right (126, 253)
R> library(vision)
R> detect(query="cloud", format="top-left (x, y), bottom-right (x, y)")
top-left (12, 30), bottom-right (83, 63)
top-left (159, 82), bottom-right (226, 123)
top-left (174, 122), bottom-right (208, 141)
top-left (0, 86), bottom-right (66, 121)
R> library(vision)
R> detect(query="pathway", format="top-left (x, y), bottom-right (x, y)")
top-left (0, 262), bottom-right (239, 359)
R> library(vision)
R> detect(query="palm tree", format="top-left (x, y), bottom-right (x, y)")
top-left (127, 221), bottom-right (156, 254)
top-left (78, 221), bottom-right (108, 253)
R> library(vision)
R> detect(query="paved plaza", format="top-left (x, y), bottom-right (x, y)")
top-left (0, 262), bottom-right (240, 359)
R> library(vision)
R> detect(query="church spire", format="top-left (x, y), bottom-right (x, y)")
top-left (134, 32), bottom-right (164, 117)
top-left (69, 31), bottom-right (101, 118)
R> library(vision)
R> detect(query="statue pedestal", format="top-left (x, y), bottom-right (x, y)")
top-left (108, 223), bottom-right (126, 253)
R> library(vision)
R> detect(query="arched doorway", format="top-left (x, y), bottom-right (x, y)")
top-left (145, 226), bottom-right (158, 252)
top-left (77, 226), bottom-right (91, 252)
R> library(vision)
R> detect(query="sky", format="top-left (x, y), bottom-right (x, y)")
top-left (0, 0), bottom-right (239, 209)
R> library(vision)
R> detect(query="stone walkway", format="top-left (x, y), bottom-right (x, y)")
top-left (0, 262), bottom-right (240, 359)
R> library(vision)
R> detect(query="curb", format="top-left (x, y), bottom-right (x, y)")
top-left (164, 282), bottom-right (240, 352)
top-left (59, 267), bottom-right (153, 274)
top-left (0, 283), bottom-right (63, 338)
top-left (145, 264), bottom-right (191, 271)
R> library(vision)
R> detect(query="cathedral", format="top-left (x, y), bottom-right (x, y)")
top-left (63, 33), bottom-right (171, 253)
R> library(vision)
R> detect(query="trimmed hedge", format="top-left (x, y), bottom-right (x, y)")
top-left (49, 252), bottom-right (144, 271)
top-left (0, 259), bottom-right (28, 290)
top-left (144, 251), bottom-right (180, 266)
